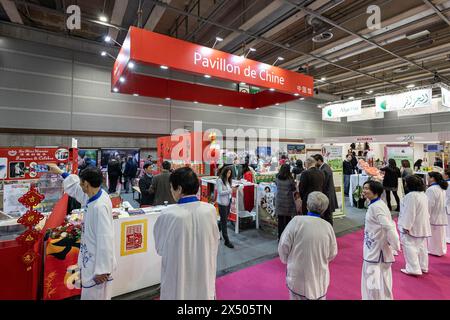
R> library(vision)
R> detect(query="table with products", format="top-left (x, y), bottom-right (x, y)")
top-left (349, 174), bottom-right (405, 208)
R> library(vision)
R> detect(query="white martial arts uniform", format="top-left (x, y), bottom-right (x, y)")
top-left (426, 184), bottom-right (448, 256)
top-left (361, 199), bottom-right (400, 300)
top-left (154, 197), bottom-right (220, 300)
top-left (63, 174), bottom-right (116, 300)
top-left (398, 192), bottom-right (431, 274)
top-left (445, 180), bottom-right (450, 243)
top-left (278, 214), bottom-right (337, 300)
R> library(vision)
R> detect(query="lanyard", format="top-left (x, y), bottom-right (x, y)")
top-left (307, 212), bottom-right (321, 218)
top-left (369, 198), bottom-right (380, 206)
top-left (178, 196), bottom-right (199, 204)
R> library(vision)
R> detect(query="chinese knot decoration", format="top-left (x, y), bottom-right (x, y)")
top-left (17, 185), bottom-right (45, 271)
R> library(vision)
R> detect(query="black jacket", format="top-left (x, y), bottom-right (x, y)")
top-left (124, 160), bottom-right (138, 178)
top-left (107, 159), bottom-right (122, 179)
top-left (380, 166), bottom-right (401, 188)
top-left (343, 160), bottom-right (354, 175)
top-left (139, 174), bottom-right (154, 206)
top-left (298, 167), bottom-right (325, 214)
top-left (292, 166), bottom-right (304, 176)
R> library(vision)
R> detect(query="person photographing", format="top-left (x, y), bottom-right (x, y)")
top-left (48, 163), bottom-right (116, 300)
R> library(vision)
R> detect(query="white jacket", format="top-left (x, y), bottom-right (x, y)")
top-left (278, 215), bottom-right (337, 300)
top-left (426, 185), bottom-right (448, 226)
top-left (63, 174), bottom-right (117, 287)
top-left (363, 199), bottom-right (400, 263)
top-left (398, 191), bottom-right (431, 238)
top-left (216, 178), bottom-right (232, 206)
top-left (445, 180), bottom-right (450, 216)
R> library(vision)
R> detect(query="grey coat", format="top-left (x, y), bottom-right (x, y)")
top-left (275, 178), bottom-right (297, 217)
top-left (319, 163), bottom-right (338, 213)
top-left (150, 170), bottom-right (176, 205)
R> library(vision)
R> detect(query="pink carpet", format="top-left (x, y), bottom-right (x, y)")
top-left (216, 228), bottom-right (450, 300)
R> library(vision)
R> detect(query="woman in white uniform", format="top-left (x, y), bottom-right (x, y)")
top-left (361, 180), bottom-right (400, 300)
top-left (426, 172), bottom-right (449, 256)
top-left (278, 192), bottom-right (337, 300)
top-left (398, 175), bottom-right (431, 276)
top-left (444, 170), bottom-right (450, 244)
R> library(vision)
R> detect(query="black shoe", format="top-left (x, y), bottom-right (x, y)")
top-left (224, 241), bottom-right (234, 249)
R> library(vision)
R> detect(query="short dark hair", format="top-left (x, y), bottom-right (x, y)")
top-left (162, 161), bottom-right (171, 171)
top-left (79, 167), bottom-right (103, 188)
top-left (388, 158), bottom-right (397, 168)
top-left (143, 162), bottom-right (152, 170)
top-left (313, 154), bottom-right (324, 162)
top-left (405, 175), bottom-right (425, 192)
top-left (363, 180), bottom-right (384, 197)
top-left (428, 172), bottom-right (448, 190)
top-left (170, 167), bottom-right (199, 195)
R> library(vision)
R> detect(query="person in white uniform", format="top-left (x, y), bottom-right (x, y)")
top-left (398, 175), bottom-right (431, 276)
top-left (361, 180), bottom-right (400, 300)
top-left (48, 163), bottom-right (116, 300)
top-left (278, 191), bottom-right (337, 300)
top-left (426, 172), bottom-right (449, 256)
top-left (154, 167), bottom-right (220, 300)
top-left (444, 170), bottom-right (450, 244)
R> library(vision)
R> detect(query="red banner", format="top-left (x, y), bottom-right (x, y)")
top-left (0, 147), bottom-right (71, 181)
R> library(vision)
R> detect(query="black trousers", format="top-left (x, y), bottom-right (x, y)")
top-left (322, 208), bottom-right (334, 226)
top-left (278, 216), bottom-right (292, 240)
top-left (108, 176), bottom-right (119, 194)
top-left (385, 189), bottom-right (400, 211)
top-left (218, 204), bottom-right (231, 243)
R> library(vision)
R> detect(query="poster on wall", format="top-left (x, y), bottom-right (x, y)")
top-left (321, 145), bottom-right (343, 171)
top-left (385, 145), bottom-right (414, 168)
top-left (256, 146), bottom-right (271, 157)
top-left (0, 147), bottom-right (71, 181)
top-left (3, 183), bottom-right (30, 217)
top-left (287, 144), bottom-right (306, 161)
top-left (120, 219), bottom-right (148, 256)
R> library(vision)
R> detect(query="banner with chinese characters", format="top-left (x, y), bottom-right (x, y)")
top-left (120, 219), bottom-right (148, 256)
top-left (322, 100), bottom-right (362, 120)
top-left (376, 88), bottom-right (432, 112)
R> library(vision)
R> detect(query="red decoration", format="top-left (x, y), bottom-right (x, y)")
top-left (18, 186), bottom-right (45, 209)
top-left (17, 228), bottom-right (41, 246)
top-left (17, 210), bottom-right (44, 228)
top-left (22, 250), bottom-right (38, 272)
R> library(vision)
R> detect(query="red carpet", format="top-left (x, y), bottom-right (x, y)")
top-left (216, 228), bottom-right (450, 300)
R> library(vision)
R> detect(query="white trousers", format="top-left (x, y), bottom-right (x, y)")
top-left (289, 291), bottom-right (326, 300)
top-left (428, 225), bottom-right (447, 256)
top-left (446, 218), bottom-right (450, 243)
top-left (361, 261), bottom-right (393, 300)
top-left (400, 233), bottom-right (428, 274)
top-left (81, 281), bottom-right (112, 300)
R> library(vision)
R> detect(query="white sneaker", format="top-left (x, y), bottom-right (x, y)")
top-left (401, 268), bottom-right (422, 276)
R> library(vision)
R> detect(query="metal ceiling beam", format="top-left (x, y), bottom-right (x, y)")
top-left (144, 0), bottom-right (172, 31)
top-left (145, 0), bottom-right (404, 89)
top-left (423, 0), bottom-right (450, 25)
top-left (215, 0), bottom-right (285, 50)
top-left (0, 0), bottom-right (23, 24)
top-left (107, 0), bottom-right (129, 40)
top-left (282, 0), bottom-right (449, 82)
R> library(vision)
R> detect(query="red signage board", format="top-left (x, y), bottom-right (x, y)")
top-left (112, 27), bottom-right (314, 109)
top-left (0, 147), bottom-right (72, 181)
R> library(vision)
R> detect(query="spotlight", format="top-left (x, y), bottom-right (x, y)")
top-left (194, 101), bottom-right (198, 104)
top-left (119, 77), bottom-right (125, 83)
top-left (294, 93), bottom-right (300, 96)
top-left (299, 97), bottom-right (305, 101)
top-left (218, 104), bottom-right (223, 107)
top-left (212, 36), bottom-right (224, 48)
top-left (99, 15), bottom-right (108, 22)
top-left (320, 77), bottom-right (326, 81)
top-left (133, 93), bottom-right (139, 96)
top-left (240, 107), bottom-right (244, 110)
top-left (104, 36), bottom-right (111, 43)
top-left (272, 56), bottom-right (285, 65)
top-left (128, 62), bottom-right (135, 69)
top-left (269, 88), bottom-right (275, 92)
top-left (204, 75), bottom-right (211, 78)
top-left (366, 90), bottom-right (373, 94)
top-left (165, 97), bottom-right (171, 101)
top-left (349, 96), bottom-right (355, 100)
top-left (244, 48), bottom-right (256, 58)
top-left (113, 87), bottom-right (118, 92)
top-left (406, 84), bottom-right (415, 88)
top-left (160, 65), bottom-right (169, 70)
top-left (101, 51), bottom-right (107, 56)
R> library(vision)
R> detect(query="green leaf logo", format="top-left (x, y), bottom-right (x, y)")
top-left (380, 100), bottom-right (387, 110)
top-left (327, 109), bottom-right (332, 117)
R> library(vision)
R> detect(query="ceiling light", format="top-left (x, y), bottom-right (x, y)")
top-left (366, 90), bottom-right (373, 94)
top-left (133, 93), bottom-right (139, 96)
top-left (269, 88), bottom-right (275, 92)
top-left (99, 15), bottom-right (108, 23)
top-left (349, 96), bottom-right (355, 100)
top-left (406, 30), bottom-right (430, 40)
top-left (101, 51), bottom-right (107, 56)
top-left (240, 82), bottom-right (246, 85)
top-left (277, 57), bottom-right (284, 61)
top-left (204, 75), bottom-right (211, 78)
top-left (299, 97), bottom-right (305, 101)
top-left (119, 77), bottom-right (125, 83)
top-left (128, 61), bottom-right (135, 69)
top-left (160, 65), bottom-right (169, 70)
top-left (113, 87), bottom-right (118, 92)
top-left (249, 48), bottom-right (256, 52)
top-left (104, 36), bottom-right (111, 43)
top-left (407, 84), bottom-right (415, 88)
top-left (216, 36), bottom-right (223, 42)
top-left (294, 93), bottom-right (299, 96)
top-left (320, 77), bottom-right (326, 81)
